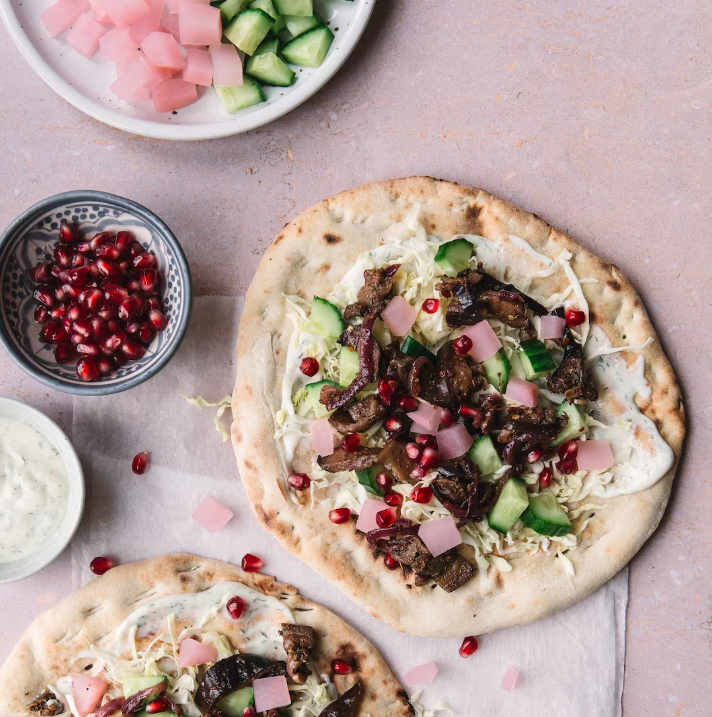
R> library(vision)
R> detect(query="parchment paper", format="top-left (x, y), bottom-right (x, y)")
top-left (71, 296), bottom-right (627, 717)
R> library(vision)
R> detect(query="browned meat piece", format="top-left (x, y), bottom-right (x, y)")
top-left (318, 447), bottom-right (381, 473)
top-left (421, 342), bottom-right (477, 409)
top-left (480, 290), bottom-right (536, 340)
top-left (478, 393), bottom-right (502, 433)
top-left (280, 624), bottom-right (316, 684)
top-left (343, 302), bottom-right (373, 320)
top-left (377, 439), bottom-right (417, 483)
top-left (427, 551), bottom-right (477, 593)
top-left (329, 395), bottom-right (387, 434)
top-left (431, 477), bottom-right (470, 505)
top-left (432, 456), bottom-right (480, 516)
top-left (547, 326), bottom-right (598, 402)
top-left (497, 406), bottom-right (567, 465)
top-left (436, 271), bottom-right (482, 295)
top-left (383, 536), bottom-right (433, 573)
top-left (437, 270), bottom-right (483, 327)
top-left (28, 692), bottom-right (64, 716)
top-left (320, 383), bottom-right (344, 408)
top-left (407, 356), bottom-right (435, 397)
top-left (343, 267), bottom-right (396, 318)
top-left (264, 711), bottom-right (280, 717)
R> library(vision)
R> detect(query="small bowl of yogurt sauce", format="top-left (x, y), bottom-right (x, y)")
top-left (0, 397), bottom-right (84, 583)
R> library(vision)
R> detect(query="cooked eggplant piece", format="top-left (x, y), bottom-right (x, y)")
top-left (318, 683), bottom-right (363, 717)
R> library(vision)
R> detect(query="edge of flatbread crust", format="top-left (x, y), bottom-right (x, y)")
top-left (0, 553), bottom-right (413, 717)
top-left (232, 176), bottom-right (685, 637)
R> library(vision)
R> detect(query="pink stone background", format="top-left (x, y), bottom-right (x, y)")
top-left (0, 1), bottom-right (710, 714)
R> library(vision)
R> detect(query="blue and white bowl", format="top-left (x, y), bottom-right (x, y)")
top-left (0, 191), bottom-right (192, 395)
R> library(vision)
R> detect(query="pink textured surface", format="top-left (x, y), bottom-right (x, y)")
top-left (0, 1), bottom-right (709, 714)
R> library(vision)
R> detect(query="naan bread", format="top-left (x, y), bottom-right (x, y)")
top-left (0, 554), bottom-right (413, 716)
top-left (232, 177), bottom-right (685, 636)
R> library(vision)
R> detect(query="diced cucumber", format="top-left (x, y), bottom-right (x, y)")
top-left (551, 400), bottom-right (586, 447)
top-left (401, 335), bottom-right (436, 363)
top-left (297, 380), bottom-right (339, 418)
top-left (284, 13), bottom-right (322, 37)
top-left (270, 14), bottom-right (286, 33)
top-left (225, 8), bottom-right (275, 55)
top-left (281, 25), bottom-right (334, 67)
top-left (304, 297), bottom-right (345, 338)
top-left (214, 78), bottom-right (265, 113)
top-left (217, 687), bottom-right (255, 716)
top-left (372, 318), bottom-right (393, 347)
top-left (434, 238), bottom-right (474, 276)
top-left (122, 675), bottom-right (167, 699)
top-left (219, 0), bottom-right (248, 22)
top-left (482, 348), bottom-right (511, 393)
top-left (518, 339), bottom-right (557, 380)
top-left (469, 434), bottom-right (504, 476)
top-left (355, 464), bottom-right (389, 496)
top-left (249, 0), bottom-right (278, 19)
top-left (253, 37), bottom-right (281, 55)
top-left (520, 494), bottom-right (572, 537)
top-left (274, 0), bottom-right (312, 16)
top-left (245, 51), bottom-right (296, 86)
top-left (488, 478), bottom-right (529, 534)
top-left (339, 346), bottom-right (360, 386)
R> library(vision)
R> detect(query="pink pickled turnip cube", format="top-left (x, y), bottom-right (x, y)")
top-left (99, 26), bottom-right (137, 62)
top-left (179, 1), bottom-right (222, 46)
top-left (462, 321), bottom-right (502, 363)
top-left (253, 676), bottom-right (291, 713)
top-left (179, 637), bottom-right (218, 667)
top-left (310, 417), bottom-right (334, 457)
top-left (576, 440), bottom-right (615, 471)
top-left (67, 13), bottom-right (107, 58)
top-left (111, 54), bottom-right (168, 101)
top-left (381, 295), bottom-right (418, 337)
top-left (141, 31), bottom-right (185, 71)
top-left (167, 0), bottom-right (209, 11)
top-left (130, 0), bottom-right (164, 43)
top-left (504, 376), bottom-right (539, 408)
top-left (110, 76), bottom-right (151, 102)
top-left (403, 662), bottom-right (439, 686)
top-left (89, 0), bottom-right (113, 25)
top-left (182, 47), bottom-right (212, 86)
top-left (72, 675), bottom-right (107, 717)
top-left (418, 517), bottom-right (462, 557)
top-left (101, 0), bottom-right (151, 27)
top-left (501, 665), bottom-right (519, 692)
top-left (210, 43), bottom-right (242, 87)
top-left (192, 496), bottom-right (233, 533)
top-left (41, 0), bottom-right (91, 37)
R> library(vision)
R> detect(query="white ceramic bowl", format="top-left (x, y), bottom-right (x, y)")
top-left (0, 397), bottom-right (84, 584)
top-left (0, 0), bottom-right (376, 140)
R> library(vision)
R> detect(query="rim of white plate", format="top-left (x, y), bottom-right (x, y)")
top-left (0, 0), bottom-right (376, 141)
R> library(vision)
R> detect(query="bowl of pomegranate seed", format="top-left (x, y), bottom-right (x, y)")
top-left (0, 191), bottom-right (192, 394)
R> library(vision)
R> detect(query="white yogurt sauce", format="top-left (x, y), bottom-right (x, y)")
top-left (0, 418), bottom-right (69, 563)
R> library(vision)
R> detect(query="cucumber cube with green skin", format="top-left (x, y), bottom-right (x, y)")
top-left (481, 348), bottom-right (511, 393)
top-left (274, 0), bottom-right (312, 16)
top-left (253, 37), bottom-right (281, 55)
top-left (400, 335), bottom-right (437, 363)
top-left (339, 345), bottom-right (360, 386)
top-left (284, 13), bottom-right (322, 37)
top-left (434, 238), bottom-right (474, 276)
top-left (122, 675), bottom-right (167, 699)
top-left (219, 0), bottom-right (248, 22)
top-left (225, 8), bottom-right (275, 55)
top-left (520, 494), bottom-right (572, 537)
top-left (488, 478), bottom-right (529, 534)
top-left (281, 25), bottom-right (334, 67)
top-left (249, 0), bottom-right (278, 19)
top-left (551, 400), bottom-right (586, 447)
top-left (304, 297), bottom-right (345, 338)
top-left (217, 687), bottom-right (255, 716)
top-left (298, 380), bottom-right (339, 418)
top-left (518, 339), bottom-right (557, 379)
top-left (245, 51), bottom-right (296, 86)
top-left (469, 434), bottom-right (504, 476)
top-left (214, 78), bottom-right (265, 113)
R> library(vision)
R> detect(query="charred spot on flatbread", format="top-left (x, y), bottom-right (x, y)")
top-left (325, 233), bottom-right (342, 244)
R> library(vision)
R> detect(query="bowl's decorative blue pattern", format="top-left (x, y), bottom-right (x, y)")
top-left (0, 192), bottom-right (192, 395)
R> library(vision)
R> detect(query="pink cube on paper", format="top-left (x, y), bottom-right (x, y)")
top-left (67, 13), bottom-right (106, 58)
top-left (183, 48), bottom-right (212, 86)
top-left (253, 676), bottom-right (291, 713)
top-left (418, 516), bottom-right (462, 557)
top-left (355, 498), bottom-right (386, 534)
top-left (99, 26), bottom-right (138, 63)
top-left (101, 0), bottom-right (151, 27)
top-left (192, 496), bottom-right (233, 533)
top-left (179, 1), bottom-right (222, 46)
top-left (403, 661), bottom-right (439, 686)
top-left (41, 0), bottom-right (91, 37)
top-left (501, 665), bottom-right (519, 692)
top-left (89, 0), bottom-right (113, 25)
top-left (141, 31), bottom-right (185, 71)
top-left (210, 43), bottom-right (242, 87)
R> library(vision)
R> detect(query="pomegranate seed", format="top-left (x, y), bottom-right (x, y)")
top-left (54, 343), bottom-right (74, 363)
top-left (527, 449), bottom-right (544, 463)
top-left (288, 473), bottom-right (311, 491)
top-left (300, 357), bottom-right (319, 377)
top-left (129, 241), bottom-right (144, 259)
top-left (126, 320), bottom-right (142, 335)
top-left (70, 333), bottom-right (84, 346)
top-left (29, 262), bottom-right (54, 284)
top-left (33, 305), bottom-right (49, 323)
top-left (419, 447), bottom-right (440, 469)
top-left (49, 305), bottom-right (68, 320)
top-left (121, 340), bottom-right (145, 360)
top-left (410, 466), bottom-right (427, 480)
top-left (83, 288), bottom-right (103, 311)
top-left (53, 245), bottom-right (74, 268)
top-left (90, 232), bottom-right (109, 250)
top-left (89, 316), bottom-right (108, 339)
top-left (405, 442), bottom-right (422, 461)
top-left (128, 278), bottom-right (141, 293)
top-left (139, 269), bottom-right (159, 293)
top-left (422, 298), bottom-right (440, 314)
top-left (398, 394), bottom-right (419, 412)
top-left (453, 335), bottom-right (473, 356)
top-left (459, 636), bottom-right (479, 658)
top-left (227, 596), bottom-right (247, 620)
top-left (62, 317), bottom-right (73, 334)
top-left (378, 378), bottom-right (399, 402)
top-left (149, 309), bottom-right (167, 331)
top-left (376, 506), bottom-right (397, 529)
top-left (557, 440), bottom-right (577, 460)
top-left (384, 492), bottom-right (403, 507)
top-left (96, 259), bottom-right (118, 277)
top-left (89, 556), bottom-right (114, 575)
top-left (103, 333), bottom-right (126, 353)
top-left (410, 486), bottom-right (433, 504)
top-left (329, 508), bottom-right (351, 524)
top-left (138, 325), bottom-right (155, 345)
top-left (440, 408), bottom-right (456, 428)
top-left (40, 320), bottom-right (59, 342)
top-left (341, 433), bottom-right (361, 452)
top-left (565, 308), bottom-right (586, 327)
top-left (95, 243), bottom-right (121, 260)
top-left (107, 319), bottom-right (122, 333)
top-left (243, 708), bottom-right (257, 717)
top-left (59, 222), bottom-right (79, 244)
top-left (145, 698), bottom-right (171, 715)
top-left (331, 660), bottom-right (353, 675)
top-left (440, 289), bottom-right (452, 298)
top-left (54, 285), bottom-right (68, 303)
top-left (76, 241), bottom-right (92, 254)
top-left (67, 303), bottom-right (85, 321)
top-left (415, 434), bottom-right (438, 449)
top-left (375, 471), bottom-right (393, 492)
top-left (384, 416), bottom-right (404, 433)
top-left (133, 252), bottom-right (156, 269)
top-left (384, 552), bottom-right (400, 570)
top-left (77, 342), bottom-right (100, 357)
top-left (98, 303), bottom-right (118, 321)
top-left (146, 297), bottom-right (162, 312)
top-left (460, 404), bottom-right (481, 419)
top-left (72, 318), bottom-right (92, 338)
top-left (33, 287), bottom-right (55, 307)
top-left (67, 266), bottom-right (91, 286)
top-left (557, 440), bottom-right (579, 474)
top-left (50, 329), bottom-right (70, 345)
top-left (97, 357), bottom-right (115, 375)
top-left (132, 451), bottom-right (149, 475)
top-left (241, 553), bottom-right (264, 572)
top-left (72, 253), bottom-right (86, 267)
top-left (115, 231), bottom-right (134, 254)
top-left (118, 299), bottom-right (135, 321)
top-left (114, 351), bottom-right (129, 367)
top-left (104, 284), bottom-right (129, 304)
top-left (65, 284), bottom-right (82, 300)
top-left (539, 466), bottom-right (553, 489)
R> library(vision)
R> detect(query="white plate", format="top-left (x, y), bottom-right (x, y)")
top-left (0, 398), bottom-right (84, 584)
top-left (0, 0), bottom-right (375, 140)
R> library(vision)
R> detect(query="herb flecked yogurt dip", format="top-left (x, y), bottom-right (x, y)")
top-left (0, 417), bottom-right (70, 563)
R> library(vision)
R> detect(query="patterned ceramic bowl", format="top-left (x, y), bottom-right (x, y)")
top-left (0, 191), bottom-right (192, 395)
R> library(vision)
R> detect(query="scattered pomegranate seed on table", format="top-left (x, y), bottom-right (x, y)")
top-left (384, 492), bottom-right (403, 507)
top-left (341, 433), bottom-right (361, 452)
top-left (90, 556), bottom-right (114, 575)
top-left (459, 636), bottom-right (479, 658)
top-left (376, 507), bottom-right (397, 529)
top-left (331, 659), bottom-right (353, 675)
top-left (375, 471), bottom-right (393, 492)
top-left (226, 596), bottom-right (247, 620)
top-left (329, 508), bottom-right (351, 524)
top-left (452, 335), bottom-right (473, 356)
top-left (565, 307), bottom-right (586, 326)
top-left (410, 486), bottom-right (434, 504)
top-left (145, 697), bottom-right (172, 714)
top-left (421, 298), bottom-right (440, 314)
top-left (299, 357), bottom-right (319, 377)
top-left (287, 473), bottom-right (311, 491)
top-left (241, 554), bottom-right (264, 572)
top-left (384, 552), bottom-right (400, 570)
top-left (132, 451), bottom-right (149, 475)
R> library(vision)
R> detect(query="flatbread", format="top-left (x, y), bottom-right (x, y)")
top-left (0, 553), bottom-right (413, 716)
top-left (232, 177), bottom-right (685, 637)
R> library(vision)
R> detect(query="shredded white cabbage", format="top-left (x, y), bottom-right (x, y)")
top-left (410, 690), bottom-right (455, 717)
top-left (181, 394), bottom-right (232, 441)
